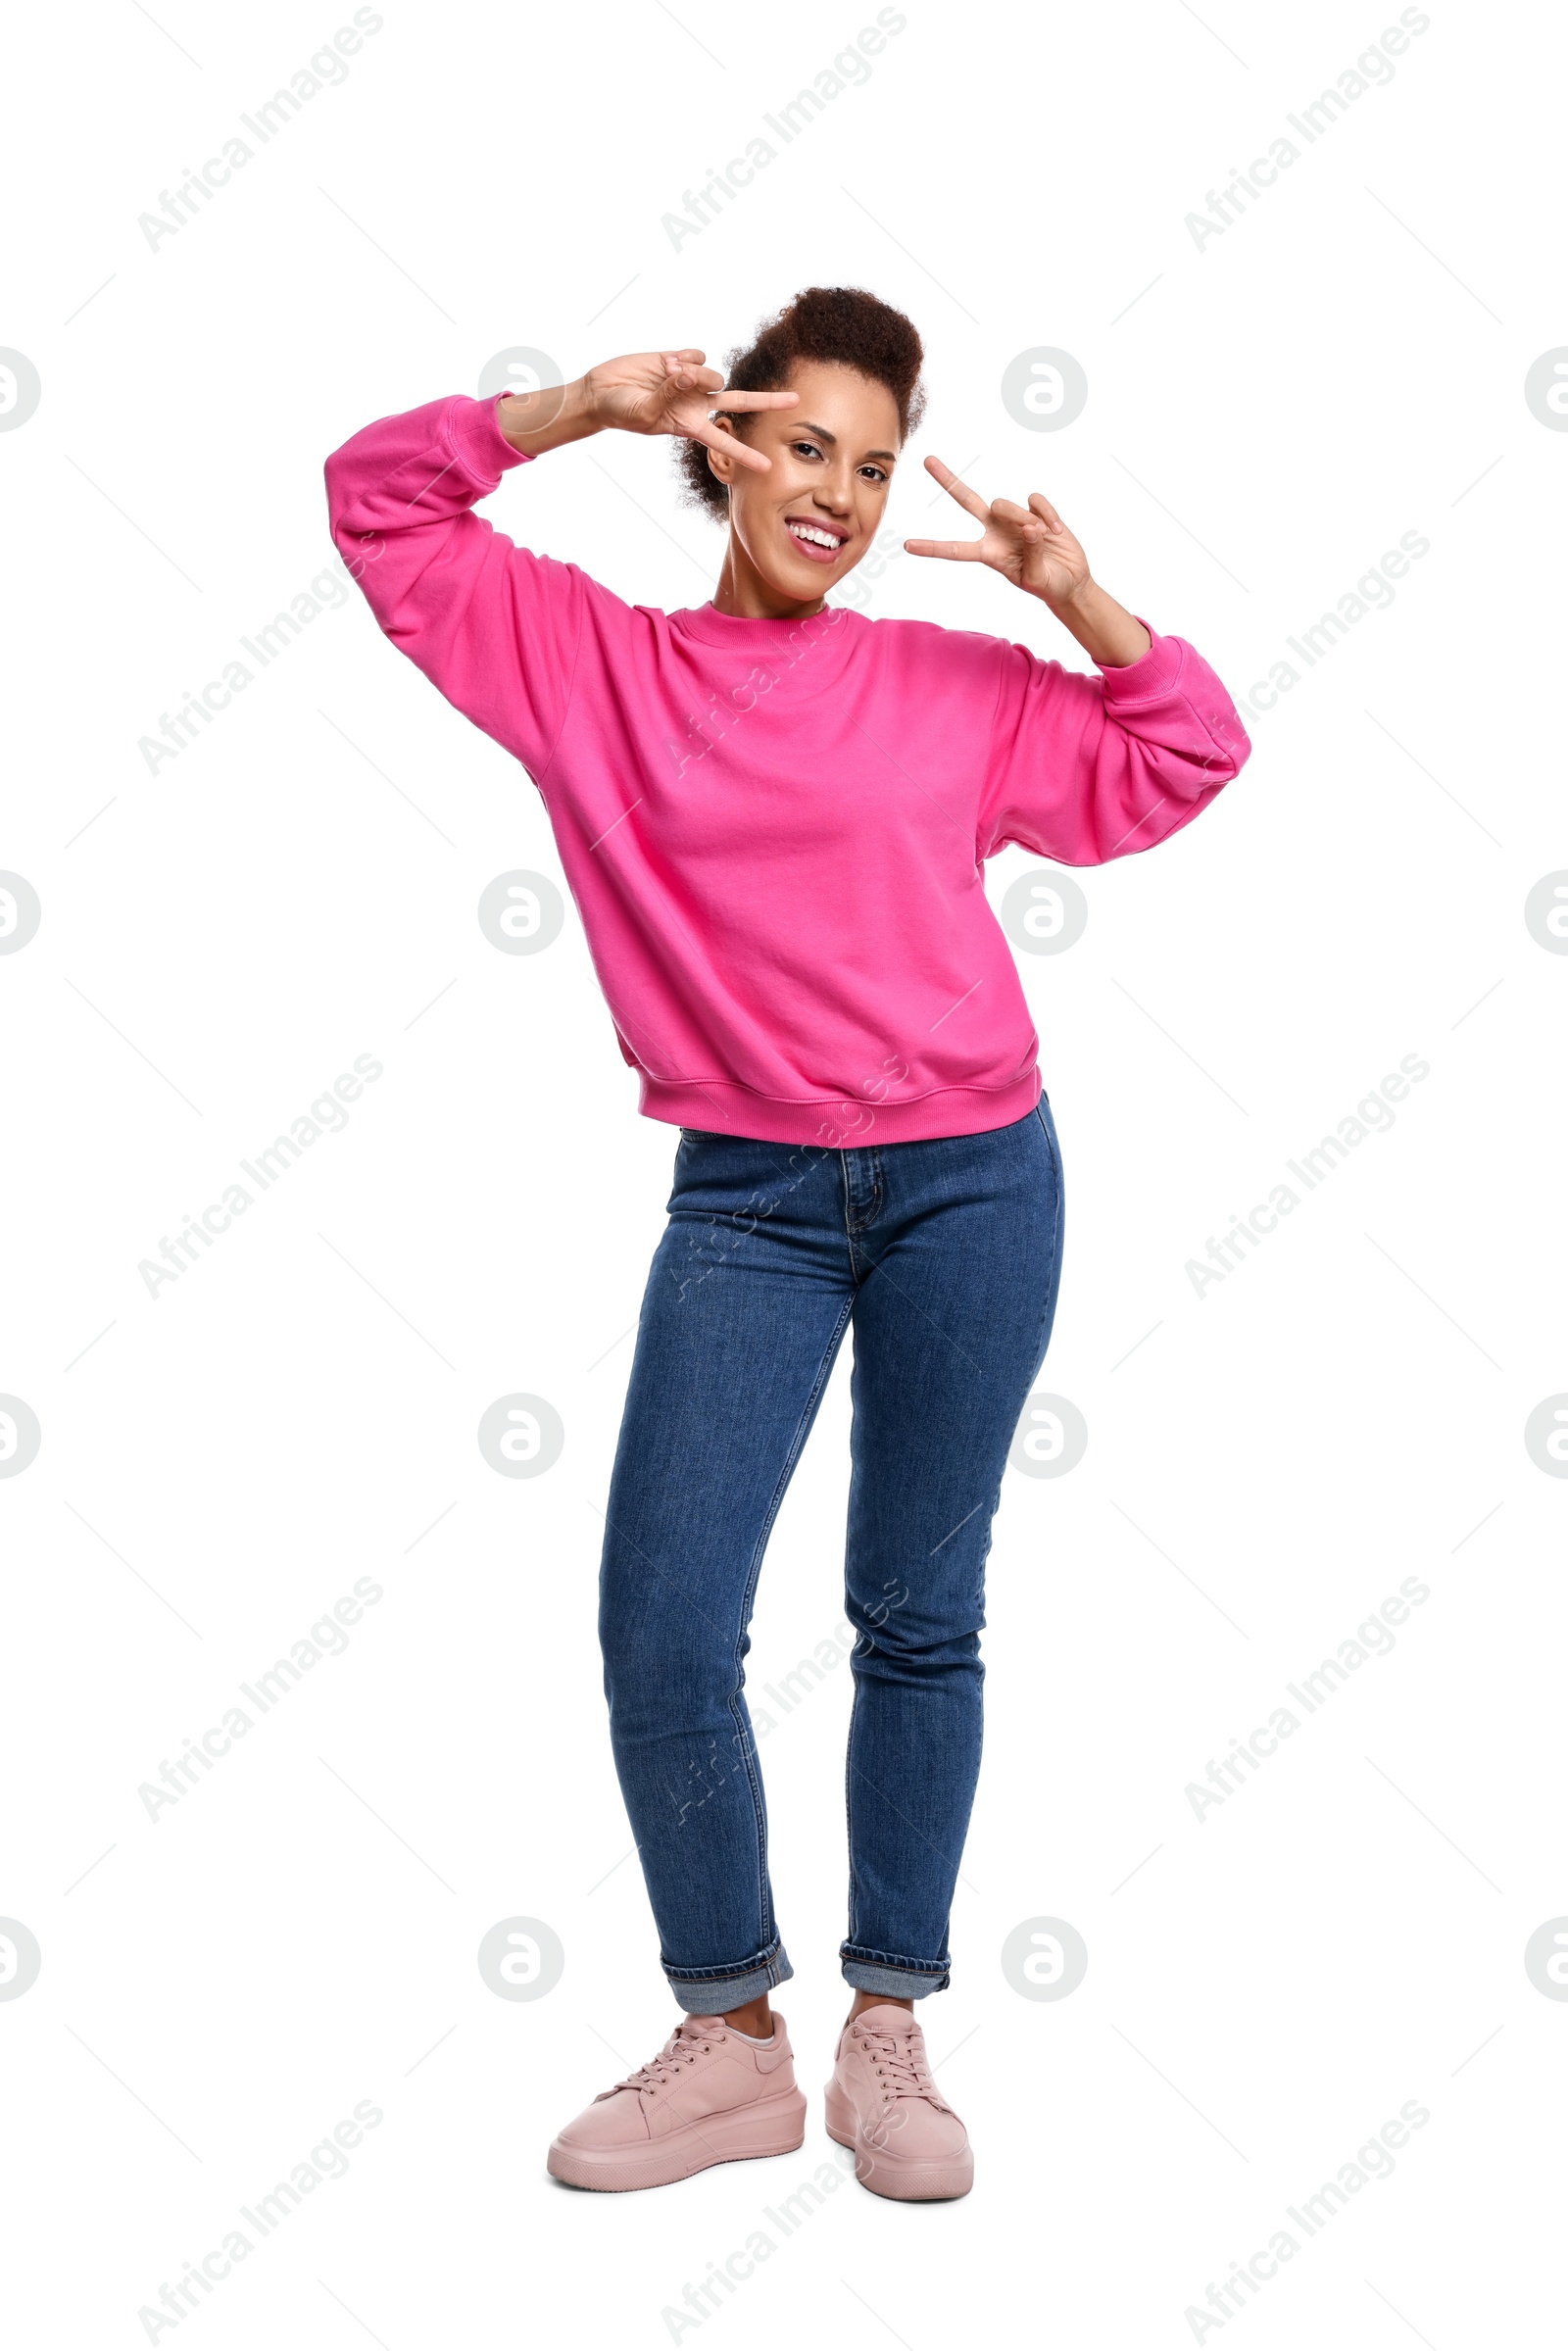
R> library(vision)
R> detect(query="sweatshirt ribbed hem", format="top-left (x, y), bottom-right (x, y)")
top-left (637, 1066), bottom-right (1043, 1147)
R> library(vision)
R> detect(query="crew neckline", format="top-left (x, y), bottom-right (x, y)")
top-left (664, 599), bottom-right (867, 701)
top-left (669, 599), bottom-right (866, 650)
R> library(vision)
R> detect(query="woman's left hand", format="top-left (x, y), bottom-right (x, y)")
top-left (904, 458), bottom-right (1090, 606)
top-left (904, 457), bottom-right (1152, 668)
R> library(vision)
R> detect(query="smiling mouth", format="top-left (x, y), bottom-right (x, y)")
top-left (785, 516), bottom-right (849, 563)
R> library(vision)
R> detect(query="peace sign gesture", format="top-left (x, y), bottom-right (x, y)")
top-left (498, 347), bottom-right (798, 469)
top-left (583, 348), bottom-right (799, 468)
top-left (904, 457), bottom-right (1091, 605)
top-left (903, 455), bottom-right (1152, 667)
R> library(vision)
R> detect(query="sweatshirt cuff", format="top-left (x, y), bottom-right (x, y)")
top-left (1098, 618), bottom-right (1184, 705)
top-left (443, 393), bottom-right (533, 488)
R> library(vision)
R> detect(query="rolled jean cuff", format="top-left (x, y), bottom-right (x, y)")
top-left (664, 1937), bottom-right (794, 2016)
top-left (840, 1943), bottom-right (951, 1999)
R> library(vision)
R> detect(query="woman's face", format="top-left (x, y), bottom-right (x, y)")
top-left (707, 360), bottom-right (902, 608)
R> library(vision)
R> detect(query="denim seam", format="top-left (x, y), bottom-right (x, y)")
top-left (840, 1943), bottom-right (951, 1974)
top-left (1033, 1099), bottom-right (1062, 1191)
top-left (864, 1151), bottom-right (884, 1238)
top-left (844, 1660), bottom-right (860, 1948)
top-left (664, 1937), bottom-right (784, 1984)
top-left (728, 1292), bottom-right (856, 1947)
top-left (839, 1151), bottom-right (885, 1277)
top-left (1031, 1102), bottom-right (1066, 1362)
top-left (836, 1152), bottom-right (858, 1277)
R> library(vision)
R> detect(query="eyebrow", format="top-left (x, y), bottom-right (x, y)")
top-left (792, 420), bottom-right (898, 463)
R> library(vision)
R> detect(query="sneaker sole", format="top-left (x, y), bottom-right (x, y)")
top-left (823, 2078), bottom-right (974, 2201)
top-left (548, 2084), bottom-right (807, 2191)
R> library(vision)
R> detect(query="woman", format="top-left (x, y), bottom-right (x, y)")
top-left (324, 286), bottom-right (1250, 2202)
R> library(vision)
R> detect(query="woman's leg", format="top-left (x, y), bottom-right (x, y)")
top-left (837, 1099), bottom-right (1065, 2000)
top-left (599, 1129), bottom-right (856, 2016)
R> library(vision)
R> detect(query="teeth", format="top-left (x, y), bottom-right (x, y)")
top-left (789, 522), bottom-right (842, 550)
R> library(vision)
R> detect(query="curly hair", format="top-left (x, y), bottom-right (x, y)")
top-left (675, 285), bottom-right (926, 520)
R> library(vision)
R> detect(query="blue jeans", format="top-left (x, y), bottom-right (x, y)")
top-left (598, 1100), bottom-right (1065, 2012)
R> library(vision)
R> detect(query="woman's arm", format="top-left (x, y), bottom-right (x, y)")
top-left (323, 393), bottom-right (583, 781)
top-left (904, 456), bottom-right (1250, 863)
top-left (977, 626), bottom-right (1250, 867)
top-left (322, 353), bottom-right (794, 780)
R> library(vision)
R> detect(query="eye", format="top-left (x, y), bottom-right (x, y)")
top-left (791, 440), bottom-right (824, 461)
top-left (858, 465), bottom-right (889, 485)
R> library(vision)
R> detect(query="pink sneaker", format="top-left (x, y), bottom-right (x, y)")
top-left (825, 2003), bottom-right (974, 2200)
top-left (548, 2012), bottom-right (806, 2191)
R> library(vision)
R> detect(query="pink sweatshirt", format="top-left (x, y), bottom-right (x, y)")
top-left (324, 396), bottom-right (1250, 1147)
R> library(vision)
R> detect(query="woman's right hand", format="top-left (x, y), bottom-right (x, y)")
top-left (499, 349), bottom-right (796, 466)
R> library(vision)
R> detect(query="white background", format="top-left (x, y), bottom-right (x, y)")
top-left (4, 0), bottom-right (1565, 2342)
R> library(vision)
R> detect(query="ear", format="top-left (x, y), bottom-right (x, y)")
top-left (705, 414), bottom-right (741, 490)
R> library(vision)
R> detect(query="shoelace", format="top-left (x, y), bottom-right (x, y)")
top-left (852, 2023), bottom-right (948, 2108)
top-left (611, 2022), bottom-right (722, 2099)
